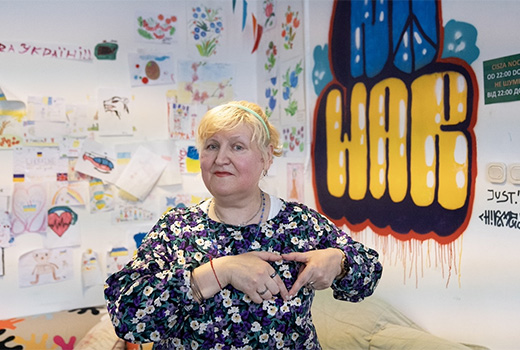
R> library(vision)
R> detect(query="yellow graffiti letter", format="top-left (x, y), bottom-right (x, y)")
top-left (326, 85), bottom-right (368, 199)
top-left (368, 78), bottom-right (408, 202)
top-left (411, 72), bottom-right (469, 209)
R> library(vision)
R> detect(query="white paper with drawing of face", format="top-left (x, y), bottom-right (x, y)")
top-left (0, 211), bottom-right (14, 247)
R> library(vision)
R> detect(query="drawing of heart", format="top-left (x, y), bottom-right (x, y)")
top-left (11, 184), bottom-right (47, 236)
top-left (48, 211), bottom-right (73, 237)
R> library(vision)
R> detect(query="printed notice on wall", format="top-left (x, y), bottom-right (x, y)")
top-left (483, 53), bottom-right (520, 104)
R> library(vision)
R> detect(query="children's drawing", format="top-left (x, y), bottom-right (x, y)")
top-left (0, 87), bottom-right (25, 150)
top-left (26, 96), bottom-right (66, 122)
top-left (136, 12), bottom-right (178, 44)
top-left (129, 52), bottom-right (175, 87)
top-left (162, 192), bottom-right (209, 213)
top-left (169, 102), bottom-right (191, 139)
top-left (65, 104), bottom-right (92, 138)
top-left (287, 163), bottom-right (304, 202)
top-left (95, 40), bottom-right (119, 60)
top-left (45, 205), bottom-right (81, 248)
top-left (177, 61), bottom-right (233, 105)
top-left (13, 146), bottom-right (68, 183)
top-left (23, 119), bottom-right (68, 147)
top-left (11, 182), bottom-right (47, 236)
top-left (0, 211), bottom-right (14, 247)
top-left (282, 124), bottom-right (305, 157)
top-left (176, 141), bottom-right (200, 174)
top-left (262, 0), bottom-right (277, 30)
top-left (19, 248), bottom-right (73, 287)
top-left (115, 140), bottom-right (182, 187)
top-left (112, 191), bottom-right (159, 224)
top-left (59, 136), bottom-right (85, 158)
top-left (102, 96), bottom-right (129, 120)
top-left (47, 206), bottom-right (77, 237)
top-left (81, 249), bottom-right (103, 291)
top-left (189, 5), bottom-right (225, 57)
top-left (89, 177), bottom-right (114, 213)
top-left (167, 102), bottom-right (207, 140)
top-left (75, 139), bottom-right (120, 184)
top-left (264, 40), bottom-right (278, 73)
top-left (50, 182), bottom-right (88, 207)
top-left (115, 146), bottom-right (168, 200)
top-left (82, 151), bottom-right (114, 174)
top-left (280, 4), bottom-right (302, 54)
top-left (106, 247), bottom-right (130, 276)
top-left (98, 89), bottom-right (134, 136)
top-left (262, 76), bottom-right (279, 120)
top-left (280, 58), bottom-right (304, 120)
top-left (68, 158), bottom-right (90, 182)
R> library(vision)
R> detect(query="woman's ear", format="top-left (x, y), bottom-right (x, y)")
top-left (265, 144), bottom-right (274, 169)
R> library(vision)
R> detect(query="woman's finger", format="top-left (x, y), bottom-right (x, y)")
top-left (281, 251), bottom-right (309, 263)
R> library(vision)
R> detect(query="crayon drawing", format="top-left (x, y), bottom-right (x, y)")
top-left (18, 248), bottom-right (73, 287)
top-left (46, 205), bottom-right (81, 248)
top-left (177, 61), bottom-right (233, 105)
top-left (11, 183), bottom-right (47, 236)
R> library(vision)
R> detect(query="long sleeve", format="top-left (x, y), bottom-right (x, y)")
top-left (285, 203), bottom-right (383, 302)
top-left (104, 210), bottom-right (204, 344)
top-left (104, 200), bottom-right (382, 349)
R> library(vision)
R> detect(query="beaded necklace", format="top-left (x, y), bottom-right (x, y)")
top-left (213, 191), bottom-right (265, 226)
top-left (207, 192), bottom-right (266, 255)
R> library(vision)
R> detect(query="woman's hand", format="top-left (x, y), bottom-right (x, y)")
top-left (282, 248), bottom-right (344, 297)
top-left (215, 251), bottom-right (290, 303)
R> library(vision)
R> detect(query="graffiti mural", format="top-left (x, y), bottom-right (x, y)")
top-left (312, 0), bottom-right (478, 246)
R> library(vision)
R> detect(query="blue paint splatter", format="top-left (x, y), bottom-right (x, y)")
top-left (312, 44), bottom-right (332, 95)
top-left (442, 19), bottom-right (480, 64)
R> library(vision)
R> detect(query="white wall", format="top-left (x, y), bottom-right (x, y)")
top-left (1, 1), bottom-right (520, 350)
top-left (0, 0), bottom-right (259, 317)
top-left (302, 1), bottom-right (520, 350)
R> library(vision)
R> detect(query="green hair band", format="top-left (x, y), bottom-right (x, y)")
top-left (228, 103), bottom-right (270, 140)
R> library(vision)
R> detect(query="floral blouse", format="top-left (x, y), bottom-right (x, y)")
top-left (104, 199), bottom-right (382, 350)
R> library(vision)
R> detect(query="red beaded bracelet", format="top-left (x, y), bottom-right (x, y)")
top-left (210, 257), bottom-right (223, 290)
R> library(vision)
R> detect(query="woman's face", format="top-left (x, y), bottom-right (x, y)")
top-left (200, 123), bottom-right (267, 199)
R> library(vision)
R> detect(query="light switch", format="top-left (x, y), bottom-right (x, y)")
top-left (487, 162), bottom-right (506, 183)
top-left (509, 163), bottom-right (520, 185)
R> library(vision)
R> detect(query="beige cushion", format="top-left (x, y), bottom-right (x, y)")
top-left (311, 290), bottom-right (488, 350)
top-left (369, 324), bottom-right (474, 350)
top-left (75, 314), bottom-right (124, 350)
top-left (312, 289), bottom-right (422, 349)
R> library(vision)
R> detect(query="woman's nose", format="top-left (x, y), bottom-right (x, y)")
top-left (214, 148), bottom-right (230, 164)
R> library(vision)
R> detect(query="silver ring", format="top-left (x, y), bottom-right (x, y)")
top-left (258, 287), bottom-right (269, 295)
top-left (307, 281), bottom-right (315, 290)
top-left (269, 272), bottom-right (277, 279)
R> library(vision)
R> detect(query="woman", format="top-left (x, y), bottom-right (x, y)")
top-left (104, 101), bottom-right (383, 349)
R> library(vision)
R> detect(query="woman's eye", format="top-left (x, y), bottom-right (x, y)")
top-left (233, 144), bottom-right (244, 151)
top-left (206, 144), bottom-right (218, 150)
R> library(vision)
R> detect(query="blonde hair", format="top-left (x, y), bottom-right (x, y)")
top-left (196, 101), bottom-right (282, 158)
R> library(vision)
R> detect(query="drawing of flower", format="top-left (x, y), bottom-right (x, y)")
top-left (137, 14), bottom-right (177, 43)
top-left (282, 125), bottom-right (305, 154)
top-left (264, 77), bottom-right (278, 118)
top-left (281, 6), bottom-right (300, 50)
top-left (183, 62), bottom-right (232, 104)
top-left (263, 0), bottom-right (276, 28)
top-left (282, 61), bottom-right (303, 116)
top-left (264, 41), bottom-right (278, 73)
top-left (190, 6), bottom-right (224, 57)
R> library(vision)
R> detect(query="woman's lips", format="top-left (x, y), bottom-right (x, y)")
top-left (214, 171), bottom-right (232, 177)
